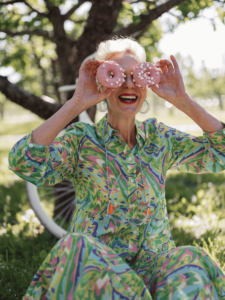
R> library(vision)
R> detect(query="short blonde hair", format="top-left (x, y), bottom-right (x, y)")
top-left (95, 36), bottom-right (146, 62)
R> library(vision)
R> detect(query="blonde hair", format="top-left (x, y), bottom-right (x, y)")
top-left (95, 36), bottom-right (146, 62)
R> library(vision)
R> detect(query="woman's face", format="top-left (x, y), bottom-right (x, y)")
top-left (106, 52), bottom-right (147, 118)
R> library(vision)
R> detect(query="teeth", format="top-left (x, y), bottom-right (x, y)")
top-left (120, 96), bottom-right (137, 99)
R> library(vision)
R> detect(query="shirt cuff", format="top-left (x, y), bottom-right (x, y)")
top-left (26, 131), bottom-right (48, 151)
top-left (203, 120), bottom-right (225, 139)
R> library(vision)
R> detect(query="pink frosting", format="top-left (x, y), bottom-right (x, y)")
top-left (133, 62), bottom-right (161, 89)
top-left (96, 61), bottom-right (161, 91)
top-left (96, 61), bottom-right (125, 89)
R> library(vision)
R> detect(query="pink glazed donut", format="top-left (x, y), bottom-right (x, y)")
top-left (133, 62), bottom-right (161, 89)
top-left (96, 61), bottom-right (125, 92)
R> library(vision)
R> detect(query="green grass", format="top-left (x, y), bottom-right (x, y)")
top-left (0, 120), bottom-right (43, 136)
top-left (0, 229), bottom-right (57, 300)
top-left (165, 171), bottom-right (225, 271)
top-left (0, 101), bottom-right (225, 298)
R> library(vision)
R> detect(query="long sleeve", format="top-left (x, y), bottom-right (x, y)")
top-left (159, 120), bottom-right (225, 174)
top-left (8, 122), bottom-right (86, 186)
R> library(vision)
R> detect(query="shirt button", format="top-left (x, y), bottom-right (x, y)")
top-left (131, 179), bottom-right (134, 183)
top-left (128, 157), bottom-right (132, 161)
top-left (29, 143), bottom-right (34, 148)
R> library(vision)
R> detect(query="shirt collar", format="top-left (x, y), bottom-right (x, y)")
top-left (95, 113), bottom-right (146, 147)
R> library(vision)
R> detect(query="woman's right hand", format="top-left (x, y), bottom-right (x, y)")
top-left (71, 58), bottom-right (115, 110)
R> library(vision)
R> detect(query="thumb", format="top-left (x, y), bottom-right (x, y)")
top-left (104, 88), bottom-right (115, 95)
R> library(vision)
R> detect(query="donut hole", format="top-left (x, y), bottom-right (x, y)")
top-left (107, 71), bottom-right (114, 79)
top-left (145, 72), bottom-right (151, 78)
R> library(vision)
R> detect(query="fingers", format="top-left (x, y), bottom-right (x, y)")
top-left (79, 59), bottom-right (104, 79)
top-left (104, 88), bottom-right (115, 95)
top-left (80, 59), bottom-right (103, 72)
top-left (156, 56), bottom-right (181, 75)
top-left (156, 59), bottom-right (174, 73)
top-left (170, 55), bottom-right (181, 73)
top-left (156, 61), bottom-right (168, 73)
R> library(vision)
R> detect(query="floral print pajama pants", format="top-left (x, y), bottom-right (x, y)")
top-left (23, 232), bottom-right (225, 300)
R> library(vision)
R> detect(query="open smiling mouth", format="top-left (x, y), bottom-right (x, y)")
top-left (118, 95), bottom-right (138, 104)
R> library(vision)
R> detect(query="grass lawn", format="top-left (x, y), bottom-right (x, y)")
top-left (0, 101), bottom-right (225, 299)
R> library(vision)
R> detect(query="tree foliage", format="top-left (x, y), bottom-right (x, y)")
top-left (0, 0), bottom-right (224, 121)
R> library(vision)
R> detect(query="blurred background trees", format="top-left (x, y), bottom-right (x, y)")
top-left (0, 0), bottom-right (225, 123)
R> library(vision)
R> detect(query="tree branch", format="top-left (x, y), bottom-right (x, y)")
top-left (115, 0), bottom-right (187, 36)
top-left (0, 76), bottom-right (61, 120)
top-left (63, 0), bottom-right (87, 21)
top-left (0, 28), bottom-right (54, 42)
top-left (74, 19), bottom-right (87, 24)
top-left (167, 11), bottom-right (185, 21)
top-left (42, 0), bottom-right (53, 10)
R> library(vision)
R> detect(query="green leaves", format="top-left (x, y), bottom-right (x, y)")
top-left (217, 6), bottom-right (225, 24)
top-left (133, 15), bottom-right (141, 25)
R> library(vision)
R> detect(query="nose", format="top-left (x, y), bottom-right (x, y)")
top-left (123, 74), bottom-right (135, 89)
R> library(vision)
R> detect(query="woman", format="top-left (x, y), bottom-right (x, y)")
top-left (9, 37), bottom-right (225, 299)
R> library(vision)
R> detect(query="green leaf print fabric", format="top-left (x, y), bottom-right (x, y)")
top-left (8, 114), bottom-right (225, 299)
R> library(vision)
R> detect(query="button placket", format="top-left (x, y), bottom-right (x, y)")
top-left (127, 153), bottom-right (137, 219)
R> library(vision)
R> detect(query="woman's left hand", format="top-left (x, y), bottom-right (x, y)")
top-left (150, 55), bottom-right (187, 107)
